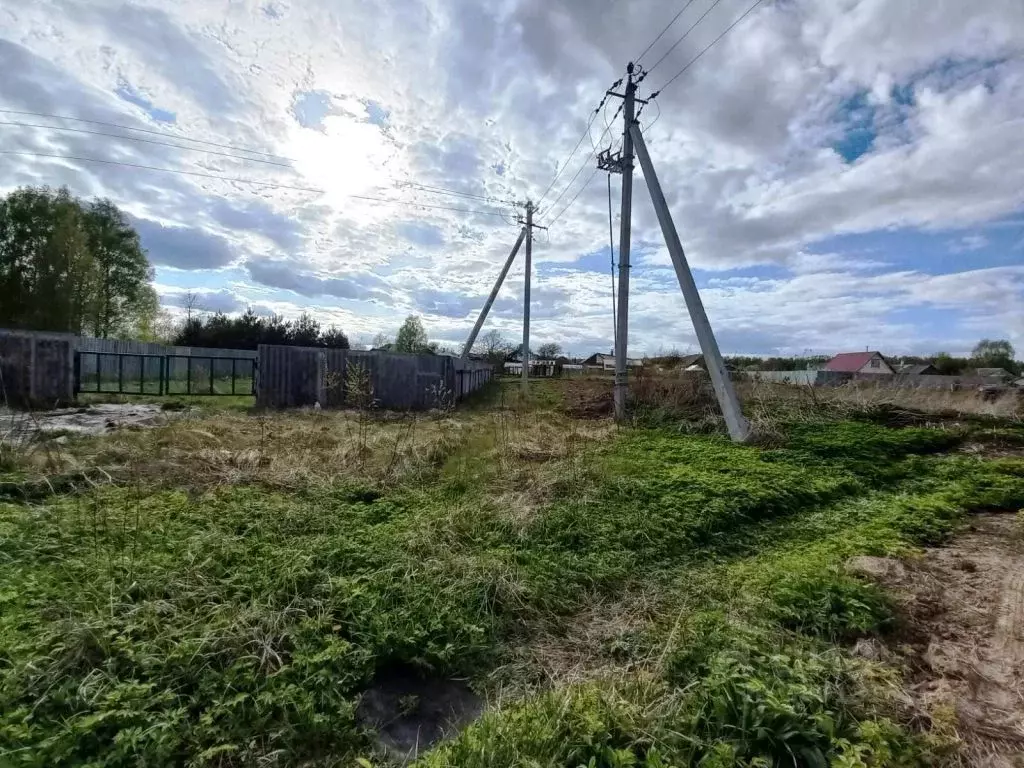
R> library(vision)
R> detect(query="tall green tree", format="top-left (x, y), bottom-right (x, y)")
top-left (0, 186), bottom-right (154, 336)
top-left (83, 199), bottom-right (151, 338)
top-left (971, 339), bottom-right (1016, 371)
top-left (537, 342), bottom-right (562, 359)
top-left (0, 186), bottom-right (92, 332)
top-left (393, 315), bottom-right (429, 353)
top-left (288, 312), bottom-right (322, 347)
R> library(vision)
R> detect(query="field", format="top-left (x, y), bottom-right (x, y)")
top-left (1, 377), bottom-right (1023, 766)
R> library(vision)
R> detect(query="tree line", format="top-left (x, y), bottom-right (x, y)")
top-left (173, 307), bottom-right (350, 350)
top-left (0, 187), bottom-right (157, 338)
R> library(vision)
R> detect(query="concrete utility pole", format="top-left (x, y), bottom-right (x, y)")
top-left (613, 65), bottom-right (636, 422)
top-left (461, 227), bottom-right (526, 359)
top-left (521, 201), bottom-right (533, 392)
top-left (630, 123), bottom-right (751, 442)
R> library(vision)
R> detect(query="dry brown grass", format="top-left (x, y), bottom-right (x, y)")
top-left (6, 392), bottom-right (618, 502)
top-left (817, 382), bottom-right (1022, 420)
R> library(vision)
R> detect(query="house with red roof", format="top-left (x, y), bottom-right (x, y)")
top-left (823, 351), bottom-right (895, 375)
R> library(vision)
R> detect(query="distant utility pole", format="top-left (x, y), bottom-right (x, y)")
top-left (604, 62), bottom-right (750, 442)
top-left (521, 201), bottom-right (533, 392)
top-left (461, 201), bottom-right (545, 395)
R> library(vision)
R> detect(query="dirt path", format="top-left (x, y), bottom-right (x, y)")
top-left (865, 514), bottom-right (1024, 766)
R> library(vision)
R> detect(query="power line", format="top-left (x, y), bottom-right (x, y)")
top-left (535, 75), bottom-right (624, 208)
top-left (0, 120), bottom-right (294, 169)
top-left (635, 0), bottom-right (699, 64)
top-left (547, 166), bottom-right (601, 228)
top-left (540, 149), bottom-right (598, 223)
top-left (542, 99), bottom-right (625, 222)
top-left (0, 149), bottom-right (513, 218)
top-left (0, 112), bottom-right (519, 208)
top-left (395, 180), bottom-right (516, 206)
top-left (0, 107), bottom-right (290, 161)
top-left (535, 111), bottom-right (600, 208)
top-left (644, 0), bottom-right (728, 76)
top-left (653, 0), bottom-right (768, 95)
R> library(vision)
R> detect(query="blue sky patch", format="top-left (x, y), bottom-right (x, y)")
top-left (115, 80), bottom-right (176, 123)
top-left (363, 99), bottom-right (389, 127)
top-left (831, 90), bottom-right (875, 163)
top-left (291, 89), bottom-right (333, 130)
top-left (397, 221), bottom-right (446, 248)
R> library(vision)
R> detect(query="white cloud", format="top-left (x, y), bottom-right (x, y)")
top-left (1, 0), bottom-right (1022, 357)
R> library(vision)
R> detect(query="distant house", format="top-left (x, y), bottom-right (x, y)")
top-left (677, 353), bottom-right (704, 371)
top-left (582, 352), bottom-right (643, 370)
top-left (823, 351), bottom-right (895, 375)
top-left (897, 363), bottom-right (939, 375)
top-left (504, 359), bottom-right (557, 377)
top-left (974, 367), bottom-right (1016, 382)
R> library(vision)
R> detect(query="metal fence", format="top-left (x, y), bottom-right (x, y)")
top-left (74, 352), bottom-right (257, 396)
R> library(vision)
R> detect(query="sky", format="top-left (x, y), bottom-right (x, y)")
top-left (1, 0), bottom-right (1022, 357)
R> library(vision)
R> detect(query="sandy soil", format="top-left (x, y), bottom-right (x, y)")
top-left (852, 513), bottom-right (1024, 766)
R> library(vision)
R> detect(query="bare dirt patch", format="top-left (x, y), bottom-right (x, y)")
top-left (857, 514), bottom-right (1024, 766)
top-left (2, 403), bottom-right (184, 444)
top-left (561, 377), bottom-right (614, 419)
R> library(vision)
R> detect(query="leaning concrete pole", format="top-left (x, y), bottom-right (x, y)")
top-left (629, 122), bottom-right (750, 442)
top-left (461, 227), bottom-right (526, 359)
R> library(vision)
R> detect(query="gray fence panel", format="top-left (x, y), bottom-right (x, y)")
top-left (0, 332), bottom-right (74, 407)
top-left (0, 329), bottom-right (256, 379)
top-left (256, 346), bottom-right (493, 410)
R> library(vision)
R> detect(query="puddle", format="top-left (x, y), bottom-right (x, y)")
top-left (356, 667), bottom-right (483, 764)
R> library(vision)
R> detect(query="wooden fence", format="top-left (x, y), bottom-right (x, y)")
top-left (0, 332), bottom-right (75, 407)
top-left (256, 345), bottom-right (492, 409)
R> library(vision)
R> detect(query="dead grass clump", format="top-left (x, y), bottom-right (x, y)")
top-left (494, 589), bottom-right (663, 696)
top-left (12, 408), bottom-right (476, 492)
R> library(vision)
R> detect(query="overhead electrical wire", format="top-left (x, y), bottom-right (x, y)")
top-left (643, 0), bottom-right (728, 77)
top-left (0, 107), bottom-right (290, 161)
top-left (534, 75), bottom-right (624, 210)
top-left (548, 131), bottom-right (618, 228)
top-left (652, 0), bottom-right (767, 95)
top-left (395, 180), bottom-right (516, 206)
top-left (0, 120), bottom-right (295, 169)
top-left (0, 149), bottom-right (514, 218)
top-left (534, 112), bottom-right (600, 209)
top-left (0, 108), bottom-right (518, 209)
top-left (546, 165), bottom-right (600, 228)
top-left (634, 0), bottom-right (700, 64)
top-left (542, 96), bottom-right (625, 224)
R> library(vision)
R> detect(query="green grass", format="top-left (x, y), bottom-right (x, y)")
top-left (0, 402), bottom-right (1022, 765)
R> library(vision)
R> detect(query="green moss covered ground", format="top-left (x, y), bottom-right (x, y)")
top-left (1, 388), bottom-right (1022, 766)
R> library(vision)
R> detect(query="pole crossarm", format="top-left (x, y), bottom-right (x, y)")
top-left (629, 122), bottom-right (751, 442)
